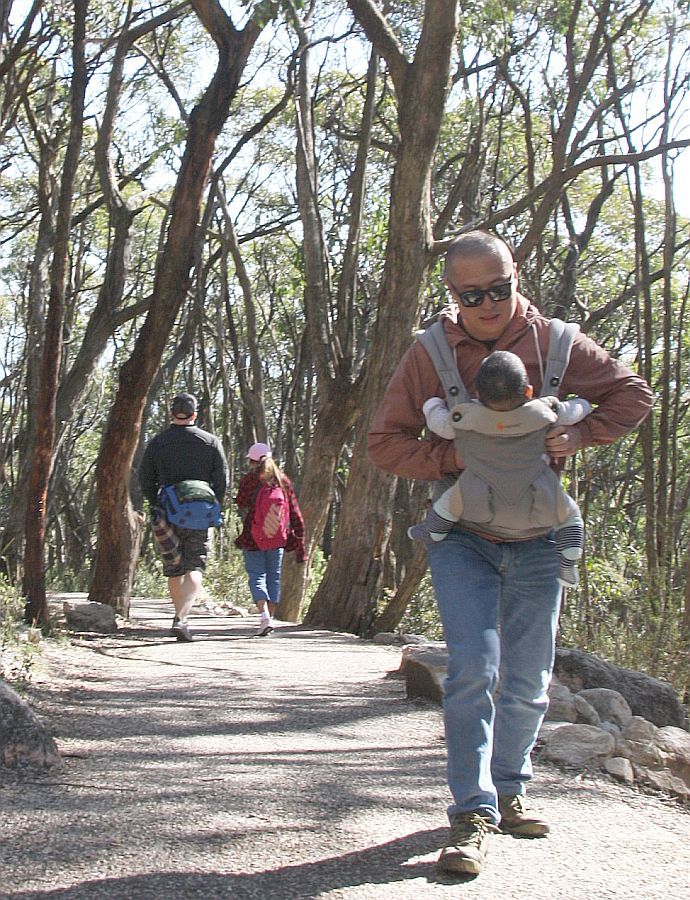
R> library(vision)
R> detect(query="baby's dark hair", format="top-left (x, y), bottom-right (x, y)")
top-left (475, 351), bottom-right (529, 410)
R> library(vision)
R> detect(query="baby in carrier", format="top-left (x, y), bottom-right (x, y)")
top-left (409, 350), bottom-right (591, 587)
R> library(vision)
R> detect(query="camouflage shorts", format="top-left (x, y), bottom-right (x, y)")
top-left (162, 526), bottom-right (210, 577)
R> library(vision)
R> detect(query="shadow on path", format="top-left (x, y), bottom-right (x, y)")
top-left (10, 827), bottom-right (468, 899)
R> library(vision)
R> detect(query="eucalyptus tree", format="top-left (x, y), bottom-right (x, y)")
top-left (269, 2), bottom-right (386, 620)
top-left (302, 0), bottom-right (461, 633)
top-left (88, 0), bottom-right (291, 614)
top-left (305, 0), bottom-right (690, 635)
top-left (0, 1), bottom-right (69, 583)
top-left (23, 0), bottom-right (88, 626)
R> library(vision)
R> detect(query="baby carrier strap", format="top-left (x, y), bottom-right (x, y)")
top-left (417, 317), bottom-right (579, 405)
top-left (416, 321), bottom-right (471, 404)
top-left (539, 318), bottom-right (579, 398)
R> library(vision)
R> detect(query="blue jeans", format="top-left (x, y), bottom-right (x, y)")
top-left (242, 548), bottom-right (284, 605)
top-left (426, 529), bottom-right (561, 824)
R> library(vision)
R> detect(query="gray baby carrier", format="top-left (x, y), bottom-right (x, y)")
top-left (417, 318), bottom-right (579, 538)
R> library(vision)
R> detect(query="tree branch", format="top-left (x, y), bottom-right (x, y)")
top-left (346, 0), bottom-right (407, 95)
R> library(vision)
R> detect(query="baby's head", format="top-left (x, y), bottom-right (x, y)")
top-left (476, 351), bottom-right (532, 411)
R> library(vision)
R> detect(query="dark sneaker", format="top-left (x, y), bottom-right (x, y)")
top-left (437, 812), bottom-right (499, 875)
top-left (256, 623), bottom-right (274, 637)
top-left (170, 615), bottom-right (180, 635)
top-left (498, 795), bottom-right (549, 836)
top-left (172, 621), bottom-right (194, 642)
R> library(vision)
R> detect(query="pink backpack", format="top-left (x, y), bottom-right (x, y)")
top-left (251, 481), bottom-right (289, 550)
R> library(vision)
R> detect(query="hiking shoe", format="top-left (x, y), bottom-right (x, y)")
top-left (172, 621), bottom-right (194, 642)
top-left (498, 795), bottom-right (550, 836)
top-left (170, 615), bottom-right (180, 635)
top-left (256, 623), bottom-right (274, 637)
top-left (437, 812), bottom-right (499, 875)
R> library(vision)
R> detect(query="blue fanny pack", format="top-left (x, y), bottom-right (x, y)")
top-left (158, 480), bottom-right (222, 530)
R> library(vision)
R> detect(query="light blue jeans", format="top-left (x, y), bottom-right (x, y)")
top-left (426, 529), bottom-right (562, 825)
top-left (242, 548), bottom-right (284, 605)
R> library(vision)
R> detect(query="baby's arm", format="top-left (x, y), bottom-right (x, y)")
top-left (557, 397), bottom-right (593, 426)
top-left (423, 397), bottom-right (456, 440)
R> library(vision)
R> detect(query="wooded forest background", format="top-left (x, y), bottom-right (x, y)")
top-left (1, 0), bottom-right (689, 700)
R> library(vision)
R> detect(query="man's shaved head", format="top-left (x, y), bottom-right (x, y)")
top-left (444, 231), bottom-right (514, 276)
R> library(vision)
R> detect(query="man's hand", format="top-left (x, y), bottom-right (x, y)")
top-left (545, 425), bottom-right (584, 460)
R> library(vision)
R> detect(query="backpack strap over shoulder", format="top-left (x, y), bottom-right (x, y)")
top-left (539, 318), bottom-right (580, 397)
top-left (417, 320), bottom-right (471, 404)
top-left (418, 316), bottom-right (579, 404)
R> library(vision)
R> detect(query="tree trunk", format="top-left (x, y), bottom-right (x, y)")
top-left (23, 0), bottom-right (87, 625)
top-left (279, 387), bottom-right (360, 622)
top-left (369, 542), bottom-right (428, 636)
top-left (0, 133), bottom-right (57, 582)
top-left (88, 1), bottom-right (262, 613)
top-left (280, 18), bottom-right (381, 621)
top-left (305, 0), bottom-right (459, 633)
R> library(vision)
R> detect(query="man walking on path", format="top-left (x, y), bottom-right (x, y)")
top-left (368, 230), bottom-right (653, 875)
top-left (139, 392), bottom-right (228, 642)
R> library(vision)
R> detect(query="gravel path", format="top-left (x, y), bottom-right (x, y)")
top-left (1, 595), bottom-right (688, 899)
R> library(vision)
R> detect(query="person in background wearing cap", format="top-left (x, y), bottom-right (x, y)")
top-left (139, 393), bottom-right (228, 642)
top-left (234, 442), bottom-right (306, 636)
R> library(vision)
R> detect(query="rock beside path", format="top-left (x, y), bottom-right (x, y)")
top-left (398, 641), bottom-right (690, 802)
top-left (63, 600), bottom-right (118, 634)
top-left (0, 679), bottom-right (61, 770)
top-left (2, 597), bottom-right (689, 899)
top-left (553, 647), bottom-right (686, 728)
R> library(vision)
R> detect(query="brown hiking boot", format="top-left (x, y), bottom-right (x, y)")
top-left (498, 795), bottom-right (550, 836)
top-left (437, 812), bottom-right (499, 875)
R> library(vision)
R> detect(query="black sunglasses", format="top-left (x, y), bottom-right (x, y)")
top-left (448, 277), bottom-right (514, 309)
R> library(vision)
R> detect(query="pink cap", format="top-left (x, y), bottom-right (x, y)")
top-left (247, 442), bottom-right (272, 461)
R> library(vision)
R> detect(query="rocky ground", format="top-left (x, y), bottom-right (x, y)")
top-left (1, 595), bottom-right (688, 899)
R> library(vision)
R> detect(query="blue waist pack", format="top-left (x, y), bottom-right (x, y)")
top-left (158, 480), bottom-right (222, 530)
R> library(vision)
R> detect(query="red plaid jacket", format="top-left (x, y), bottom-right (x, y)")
top-left (233, 469), bottom-right (306, 561)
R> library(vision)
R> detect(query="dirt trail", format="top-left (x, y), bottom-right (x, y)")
top-left (1, 595), bottom-right (688, 899)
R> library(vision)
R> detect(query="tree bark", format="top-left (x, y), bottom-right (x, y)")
top-left (368, 542), bottom-right (428, 636)
top-left (305, 0), bottom-right (459, 633)
top-left (279, 16), bottom-right (379, 621)
top-left (23, 0), bottom-right (87, 626)
top-left (279, 385), bottom-right (360, 622)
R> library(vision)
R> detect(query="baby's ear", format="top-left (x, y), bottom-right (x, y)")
top-left (525, 384), bottom-right (534, 399)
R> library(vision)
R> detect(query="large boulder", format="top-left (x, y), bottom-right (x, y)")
top-left (541, 723), bottom-right (616, 767)
top-left (576, 688), bottom-right (633, 729)
top-left (554, 648), bottom-right (686, 728)
top-left (0, 680), bottom-right (61, 770)
top-left (63, 601), bottom-right (117, 634)
top-left (398, 643), bottom-right (448, 704)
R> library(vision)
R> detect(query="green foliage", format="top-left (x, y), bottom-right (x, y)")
top-left (132, 562), bottom-right (169, 601)
top-left (203, 545), bottom-right (256, 611)
top-left (247, 0), bottom-right (306, 29)
top-left (560, 556), bottom-right (690, 694)
top-left (398, 573), bottom-right (444, 641)
top-left (0, 576), bottom-right (37, 685)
